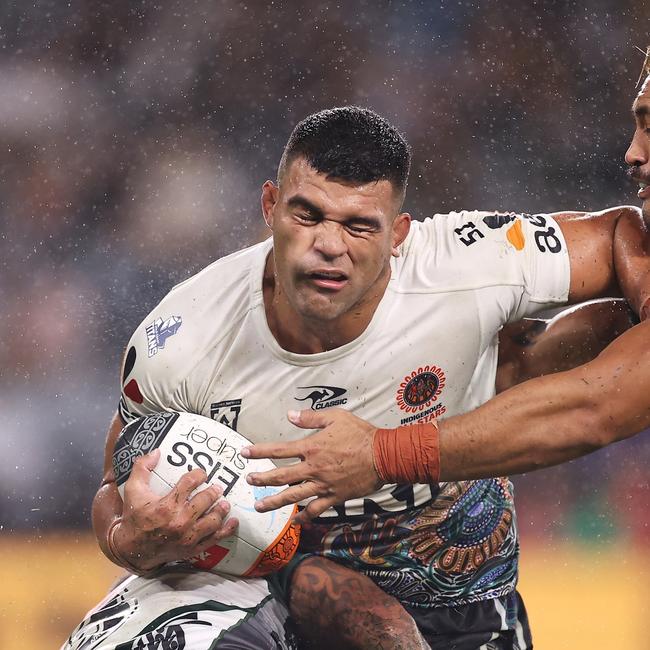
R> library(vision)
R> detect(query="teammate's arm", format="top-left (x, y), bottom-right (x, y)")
top-left (92, 410), bottom-right (237, 573)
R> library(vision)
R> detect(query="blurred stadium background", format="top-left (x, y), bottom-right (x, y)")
top-left (0, 1), bottom-right (648, 648)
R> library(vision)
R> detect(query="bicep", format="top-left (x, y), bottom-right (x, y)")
top-left (555, 206), bottom-right (631, 303)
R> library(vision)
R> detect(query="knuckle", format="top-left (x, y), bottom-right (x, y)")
top-left (155, 502), bottom-right (174, 520)
top-left (314, 485), bottom-right (329, 497)
top-left (202, 511), bottom-right (224, 530)
top-left (167, 517), bottom-right (188, 536)
top-left (180, 531), bottom-right (198, 548)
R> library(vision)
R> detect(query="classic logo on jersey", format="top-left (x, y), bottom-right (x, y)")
top-left (396, 366), bottom-right (447, 425)
top-left (296, 385), bottom-right (348, 410)
top-left (146, 315), bottom-right (182, 357)
top-left (210, 399), bottom-right (242, 431)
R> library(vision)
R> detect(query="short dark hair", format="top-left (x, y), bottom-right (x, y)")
top-left (279, 106), bottom-right (411, 202)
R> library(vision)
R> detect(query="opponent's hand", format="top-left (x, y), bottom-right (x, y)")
top-left (242, 409), bottom-right (383, 523)
top-left (113, 449), bottom-right (239, 572)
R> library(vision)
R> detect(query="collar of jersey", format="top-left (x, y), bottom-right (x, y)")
top-left (250, 237), bottom-right (397, 366)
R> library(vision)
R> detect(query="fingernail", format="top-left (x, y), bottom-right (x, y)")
top-left (246, 474), bottom-right (256, 485)
top-left (220, 501), bottom-right (231, 513)
top-left (254, 501), bottom-right (264, 511)
top-left (241, 446), bottom-right (251, 458)
top-left (288, 410), bottom-right (300, 422)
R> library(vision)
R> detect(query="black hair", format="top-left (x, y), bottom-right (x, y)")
top-left (279, 106), bottom-right (411, 201)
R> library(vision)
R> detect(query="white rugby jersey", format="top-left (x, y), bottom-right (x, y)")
top-left (119, 210), bottom-right (570, 608)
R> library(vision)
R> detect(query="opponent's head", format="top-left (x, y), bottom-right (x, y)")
top-left (262, 107), bottom-right (411, 325)
top-left (626, 46), bottom-right (650, 221)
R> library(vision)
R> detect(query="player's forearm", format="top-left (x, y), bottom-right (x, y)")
top-left (439, 320), bottom-right (650, 480)
top-left (613, 207), bottom-right (650, 317)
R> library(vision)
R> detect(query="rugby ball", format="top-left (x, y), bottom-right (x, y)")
top-left (112, 411), bottom-right (300, 577)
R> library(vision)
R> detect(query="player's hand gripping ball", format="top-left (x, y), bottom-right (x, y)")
top-left (112, 411), bottom-right (300, 577)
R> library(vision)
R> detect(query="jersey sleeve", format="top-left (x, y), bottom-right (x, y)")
top-left (398, 210), bottom-right (571, 321)
top-left (118, 299), bottom-right (195, 424)
top-left (504, 212), bottom-right (571, 319)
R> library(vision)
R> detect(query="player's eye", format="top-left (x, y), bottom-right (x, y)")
top-left (346, 221), bottom-right (378, 234)
top-left (346, 224), bottom-right (371, 234)
top-left (296, 212), bottom-right (319, 224)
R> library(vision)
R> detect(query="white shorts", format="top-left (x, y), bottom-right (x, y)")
top-left (63, 566), bottom-right (298, 650)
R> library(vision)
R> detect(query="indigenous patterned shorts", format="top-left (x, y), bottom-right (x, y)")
top-left (407, 589), bottom-right (533, 650)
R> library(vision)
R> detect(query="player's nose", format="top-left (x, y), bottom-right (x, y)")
top-left (625, 130), bottom-right (649, 167)
top-left (313, 221), bottom-right (347, 258)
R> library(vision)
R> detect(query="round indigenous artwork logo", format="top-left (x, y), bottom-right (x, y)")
top-left (396, 365), bottom-right (446, 413)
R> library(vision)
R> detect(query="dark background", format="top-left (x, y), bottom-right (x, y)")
top-left (1, 0), bottom-right (648, 548)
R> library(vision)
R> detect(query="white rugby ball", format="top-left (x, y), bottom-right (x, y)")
top-left (112, 411), bottom-right (300, 577)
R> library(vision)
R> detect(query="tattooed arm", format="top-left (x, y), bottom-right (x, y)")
top-left (289, 557), bottom-right (429, 650)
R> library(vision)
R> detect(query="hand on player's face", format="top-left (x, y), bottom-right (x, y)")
top-left (242, 408), bottom-right (383, 523)
top-left (115, 449), bottom-right (239, 571)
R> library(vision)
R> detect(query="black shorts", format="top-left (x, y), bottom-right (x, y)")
top-left (407, 590), bottom-right (533, 650)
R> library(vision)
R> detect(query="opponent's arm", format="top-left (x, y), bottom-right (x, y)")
top-left (613, 204), bottom-right (650, 318)
top-left (496, 299), bottom-right (637, 392)
top-left (245, 318), bottom-right (650, 520)
top-left (92, 411), bottom-right (237, 573)
top-left (438, 318), bottom-right (650, 479)
top-left (551, 205), bottom-right (635, 302)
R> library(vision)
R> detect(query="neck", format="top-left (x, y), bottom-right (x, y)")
top-left (263, 253), bottom-right (389, 354)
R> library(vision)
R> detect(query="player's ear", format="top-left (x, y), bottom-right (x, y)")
top-left (261, 181), bottom-right (279, 229)
top-left (391, 212), bottom-right (411, 256)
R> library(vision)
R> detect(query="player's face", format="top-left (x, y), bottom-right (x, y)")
top-left (262, 157), bottom-right (410, 325)
top-left (626, 75), bottom-right (650, 221)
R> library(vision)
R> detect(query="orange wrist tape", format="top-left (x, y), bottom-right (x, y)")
top-left (640, 296), bottom-right (650, 322)
top-left (373, 421), bottom-right (440, 484)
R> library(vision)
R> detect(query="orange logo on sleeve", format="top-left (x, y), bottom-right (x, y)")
top-left (506, 220), bottom-right (525, 250)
